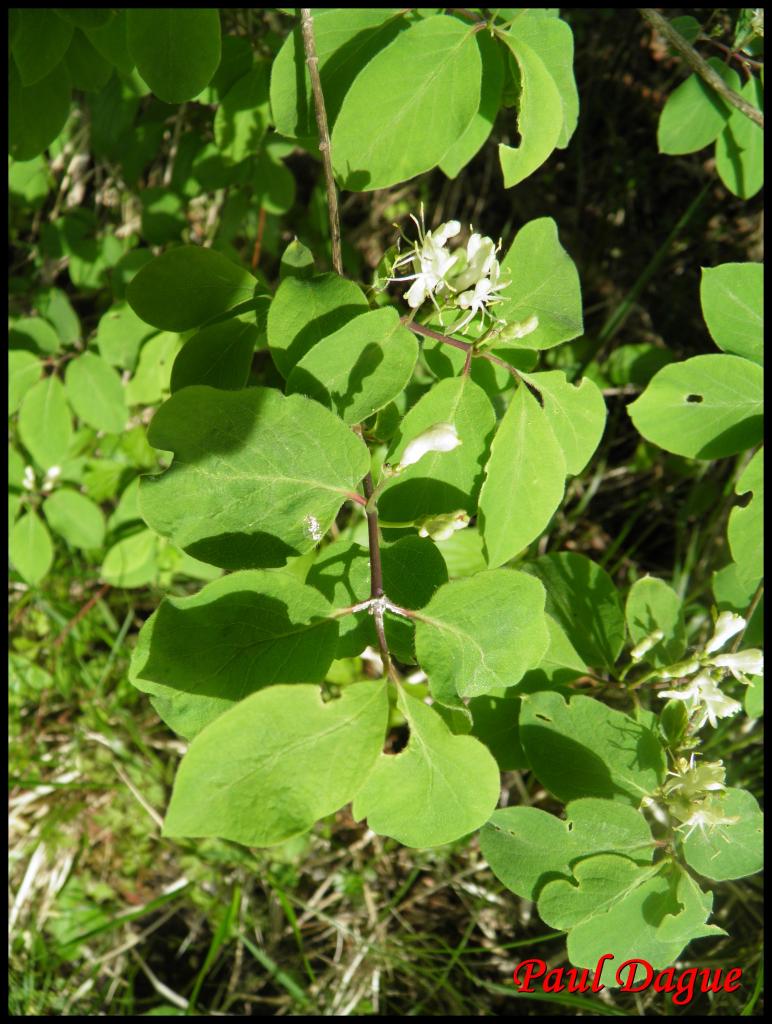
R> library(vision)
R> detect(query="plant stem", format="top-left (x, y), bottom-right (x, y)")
top-left (405, 319), bottom-right (473, 352)
top-left (299, 8), bottom-right (343, 274)
top-left (299, 8), bottom-right (394, 676)
top-left (639, 8), bottom-right (764, 129)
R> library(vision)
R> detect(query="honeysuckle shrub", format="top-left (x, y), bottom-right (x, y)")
top-left (7, 7), bottom-right (763, 985)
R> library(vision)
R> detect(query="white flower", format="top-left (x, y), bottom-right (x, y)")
top-left (41, 465), bottom-right (61, 494)
top-left (455, 260), bottom-right (508, 332)
top-left (417, 510), bottom-right (470, 541)
top-left (450, 232), bottom-right (497, 292)
top-left (664, 754), bottom-right (727, 799)
top-left (398, 423), bottom-right (462, 471)
top-left (710, 649), bottom-right (764, 681)
top-left (389, 216), bottom-right (461, 311)
top-left (704, 610), bottom-right (746, 654)
top-left (675, 798), bottom-right (740, 841)
top-left (630, 629), bottom-right (665, 661)
top-left (22, 465), bottom-right (36, 491)
top-left (659, 671), bottom-right (742, 730)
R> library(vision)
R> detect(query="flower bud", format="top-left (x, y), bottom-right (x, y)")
top-left (630, 628), bottom-right (665, 661)
top-left (397, 423), bottom-right (461, 471)
top-left (22, 465), bottom-right (36, 491)
top-left (704, 610), bottom-right (746, 654)
top-left (417, 510), bottom-right (470, 541)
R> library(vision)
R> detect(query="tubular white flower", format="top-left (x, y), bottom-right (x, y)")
top-left (454, 260), bottom-right (507, 332)
top-left (390, 218), bottom-right (462, 311)
top-left (704, 610), bottom-right (746, 654)
top-left (710, 649), bottom-right (764, 681)
top-left (450, 232), bottom-right (497, 292)
top-left (659, 671), bottom-right (742, 730)
top-left (398, 423), bottom-right (462, 470)
top-left (22, 465), bottom-right (36, 491)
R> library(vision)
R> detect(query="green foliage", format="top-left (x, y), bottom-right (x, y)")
top-left (7, 7), bottom-right (764, 995)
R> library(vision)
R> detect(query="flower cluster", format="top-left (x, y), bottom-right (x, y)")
top-left (657, 611), bottom-right (763, 731)
top-left (388, 207), bottom-right (508, 332)
top-left (661, 754), bottom-right (738, 841)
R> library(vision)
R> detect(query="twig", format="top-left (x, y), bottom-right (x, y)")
top-left (300, 9), bottom-right (343, 274)
top-left (53, 583), bottom-right (111, 647)
top-left (639, 8), bottom-right (764, 129)
top-left (251, 206), bottom-right (267, 271)
top-left (404, 319), bottom-right (472, 352)
top-left (362, 473), bottom-right (393, 676)
top-left (299, 22), bottom-right (395, 677)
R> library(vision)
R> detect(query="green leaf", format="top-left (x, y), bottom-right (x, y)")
top-left (378, 376), bottom-right (496, 523)
top-left (480, 797), bottom-right (654, 900)
top-left (63, 28), bottom-right (112, 92)
top-left (164, 681), bottom-right (389, 847)
top-left (540, 857), bottom-right (721, 976)
top-left (64, 352), bottom-right (128, 434)
top-left (214, 63), bottom-right (270, 164)
top-left (140, 386), bottom-right (370, 569)
top-left (43, 488), bottom-right (106, 549)
top-left (195, 33), bottom-right (254, 104)
top-left (58, 9), bottom-right (116, 31)
top-left (715, 76), bottom-right (764, 200)
top-left (279, 238), bottom-right (315, 281)
top-left (9, 350), bottom-right (41, 415)
top-left (11, 8), bottom-right (73, 86)
top-left (101, 529), bottom-right (159, 587)
top-left (9, 60), bottom-right (71, 162)
top-left (505, 10), bottom-right (578, 148)
top-left (700, 262), bottom-right (763, 365)
top-left (170, 319), bottom-right (258, 393)
top-left (519, 692), bottom-right (666, 805)
top-left (415, 569), bottom-right (548, 703)
top-left (128, 246), bottom-right (258, 333)
top-left (306, 540), bottom-right (373, 658)
top-left (287, 307), bottom-right (418, 425)
top-left (34, 288), bottom-right (81, 347)
top-left (267, 272), bottom-right (369, 378)
top-left (627, 354), bottom-right (763, 459)
top-left (682, 787), bottom-right (763, 881)
top-left (352, 688), bottom-right (500, 847)
top-left (439, 29), bottom-right (505, 178)
top-left (124, 333), bottom-right (182, 406)
top-left (498, 31), bottom-right (563, 187)
top-left (521, 371), bottom-right (606, 476)
top-left (331, 14), bottom-right (481, 191)
top-left (524, 552), bottom-right (625, 670)
top-left (9, 316), bottom-right (62, 356)
top-left (96, 302), bottom-right (155, 371)
top-left (126, 9), bottom-right (221, 103)
top-left (745, 674), bottom-right (763, 719)
top-left (478, 384), bottom-right (567, 568)
top-left (727, 447), bottom-right (763, 585)
top-left (11, 511), bottom-right (54, 585)
top-left (270, 9), bottom-right (403, 142)
top-left (131, 570), bottom-right (338, 738)
top-left (603, 342), bottom-right (675, 387)
top-left (18, 376), bottom-right (73, 472)
top-left (496, 218), bottom-right (583, 350)
top-left (658, 59), bottom-right (740, 155)
top-left (625, 576), bottom-right (686, 668)
top-left (9, 155), bottom-right (54, 208)
top-left (84, 10), bottom-right (134, 74)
